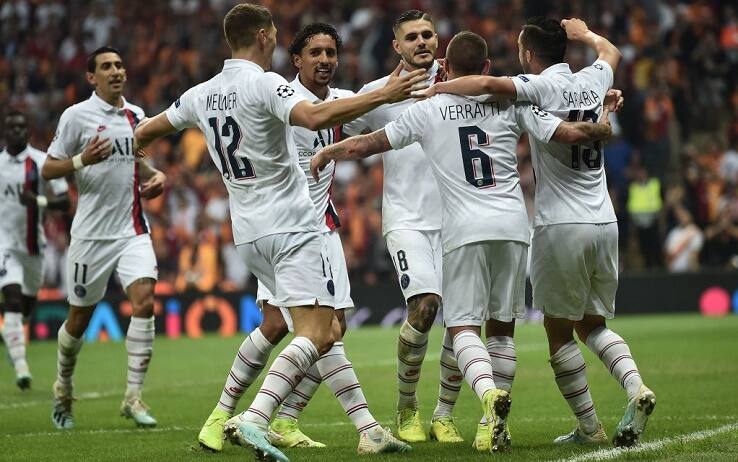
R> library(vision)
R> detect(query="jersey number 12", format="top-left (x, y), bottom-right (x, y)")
top-left (207, 116), bottom-right (256, 180)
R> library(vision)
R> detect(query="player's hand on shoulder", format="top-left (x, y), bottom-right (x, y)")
top-left (140, 170), bottom-right (166, 199)
top-left (19, 188), bottom-right (36, 207)
top-left (382, 61), bottom-right (429, 103)
top-left (561, 18), bottom-right (589, 41)
top-left (604, 89), bottom-right (624, 113)
top-left (80, 135), bottom-right (113, 166)
top-left (411, 84), bottom-right (438, 100)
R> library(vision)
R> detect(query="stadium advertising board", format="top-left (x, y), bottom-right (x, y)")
top-left (10, 270), bottom-right (738, 341)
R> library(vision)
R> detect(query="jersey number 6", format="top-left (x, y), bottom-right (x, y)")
top-left (458, 125), bottom-right (495, 189)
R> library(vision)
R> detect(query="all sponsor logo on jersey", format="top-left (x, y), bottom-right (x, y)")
top-left (276, 85), bottom-right (295, 98)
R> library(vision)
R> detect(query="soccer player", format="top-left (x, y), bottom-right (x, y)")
top-left (134, 5), bottom-right (426, 461)
top-left (312, 31), bottom-right (613, 453)
top-left (196, 23), bottom-right (409, 455)
top-left (343, 10), bottom-right (464, 444)
top-left (426, 18), bottom-right (656, 447)
top-left (0, 109), bottom-right (69, 390)
top-left (42, 46), bottom-right (167, 429)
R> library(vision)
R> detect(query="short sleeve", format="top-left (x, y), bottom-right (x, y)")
top-left (165, 87), bottom-right (198, 130)
top-left (511, 73), bottom-right (549, 105)
top-left (516, 103), bottom-right (563, 143)
top-left (343, 85), bottom-right (372, 136)
top-left (578, 59), bottom-right (614, 95)
top-left (384, 100), bottom-right (430, 150)
top-left (46, 109), bottom-right (81, 160)
top-left (259, 72), bottom-right (309, 125)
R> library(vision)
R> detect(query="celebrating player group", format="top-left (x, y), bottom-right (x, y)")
top-left (0, 3), bottom-right (656, 461)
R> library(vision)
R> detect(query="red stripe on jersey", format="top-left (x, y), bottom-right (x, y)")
top-left (124, 109), bottom-right (139, 131)
top-left (322, 126), bottom-right (342, 230)
top-left (24, 158), bottom-right (40, 255)
top-left (434, 65), bottom-right (444, 84)
top-left (132, 162), bottom-right (148, 235)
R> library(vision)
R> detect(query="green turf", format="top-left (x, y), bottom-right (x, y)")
top-left (1, 314), bottom-right (737, 461)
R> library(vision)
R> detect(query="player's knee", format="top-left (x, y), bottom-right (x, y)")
top-left (1, 285), bottom-right (23, 313)
top-left (259, 307), bottom-right (289, 343)
top-left (408, 293), bottom-right (440, 332)
top-left (335, 310), bottom-right (347, 338)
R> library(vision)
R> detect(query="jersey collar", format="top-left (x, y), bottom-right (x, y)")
top-left (223, 59), bottom-right (265, 73)
top-left (541, 62), bottom-right (572, 76)
top-left (291, 75), bottom-right (332, 102)
top-left (90, 91), bottom-right (128, 114)
top-left (1, 144), bottom-right (30, 162)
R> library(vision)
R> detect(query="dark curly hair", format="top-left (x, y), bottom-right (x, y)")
top-left (288, 23), bottom-right (343, 56)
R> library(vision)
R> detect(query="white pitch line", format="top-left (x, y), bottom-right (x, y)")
top-left (5, 425), bottom-right (199, 438)
top-left (555, 422), bottom-right (738, 462)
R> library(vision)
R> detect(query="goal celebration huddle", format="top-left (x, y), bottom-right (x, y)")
top-left (1, 4), bottom-right (657, 461)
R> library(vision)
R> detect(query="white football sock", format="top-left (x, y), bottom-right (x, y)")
top-left (125, 316), bottom-right (155, 396)
top-left (585, 327), bottom-right (643, 400)
top-left (276, 361), bottom-right (321, 420)
top-left (244, 336), bottom-right (319, 430)
top-left (2, 312), bottom-right (28, 376)
top-left (432, 330), bottom-right (461, 419)
top-left (452, 330), bottom-right (496, 401)
top-left (396, 321), bottom-right (428, 410)
top-left (217, 327), bottom-right (274, 414)
top-left (550, 341), bottom-right (599, 433)
top-left (316, 342), bottom-right (379, 433)
top-left (56, 322), bottom-right (83, 389)
top-left (487, 336), bottom-right (516, 393)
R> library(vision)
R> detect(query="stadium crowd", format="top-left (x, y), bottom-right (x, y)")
top-left (1, 0), bottom-right (737, 298)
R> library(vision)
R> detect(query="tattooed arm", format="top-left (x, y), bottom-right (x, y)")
top-left (310, 129), bottom-right (392, 181)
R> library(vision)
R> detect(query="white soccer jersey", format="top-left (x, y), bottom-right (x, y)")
top-left (288, 77), bottom-right (354, 232)
top-left (344, 61), bottom-right (443, 235)
top-left (165, 59), bottom-right (317, 245)
top-left (0, 145), bottom-right (68, 254)
top-left (47, 92), bottom-right (149, 240)
top-left (512, 59), bottom-right (617, 226)
top-left (384, 94), bottom-right (562, 254)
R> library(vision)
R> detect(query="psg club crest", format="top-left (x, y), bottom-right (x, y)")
top-left (327, 279), bottom-right (335, 296)
top-left (400, 273), bottom-right (410, 289)
top-left (74, 284), bottom-right (87, 298)
top-left (276, 85), bottom-right (295, 98)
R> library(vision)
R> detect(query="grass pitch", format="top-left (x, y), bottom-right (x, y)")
top-left (1, 313), bottom-right (737, 461)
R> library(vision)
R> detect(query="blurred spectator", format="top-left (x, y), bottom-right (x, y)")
top-left (664, 206), bottom-right (703, 272)
top-left (627, 165), bottom-right (663, 268)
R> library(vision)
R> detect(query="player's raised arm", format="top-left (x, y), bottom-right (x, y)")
top-left (561, 18), bottom-right (621, 71)
top-left (290, 62), bottom-right (428, 131)
top-left (310, 129), bottom-right (392, 181)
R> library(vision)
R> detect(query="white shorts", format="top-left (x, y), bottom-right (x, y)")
top-left (0, 249), bottom-right (42, 296)
top-left (531, 223), bottom-right (618, 320)
top-left (386, 229), bottom-right (442, 301)
top-left (66, 234), bottom-right (158, 306)
top-left (239, 231), bottom-right (334, 317)
top-left (256, 230), bottom-right (351, 332)
top-left (442, 240), bottom-right (528, 327)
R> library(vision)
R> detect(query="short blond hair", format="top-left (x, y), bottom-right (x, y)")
top-left (223, 3), bottom-right (273, 50)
